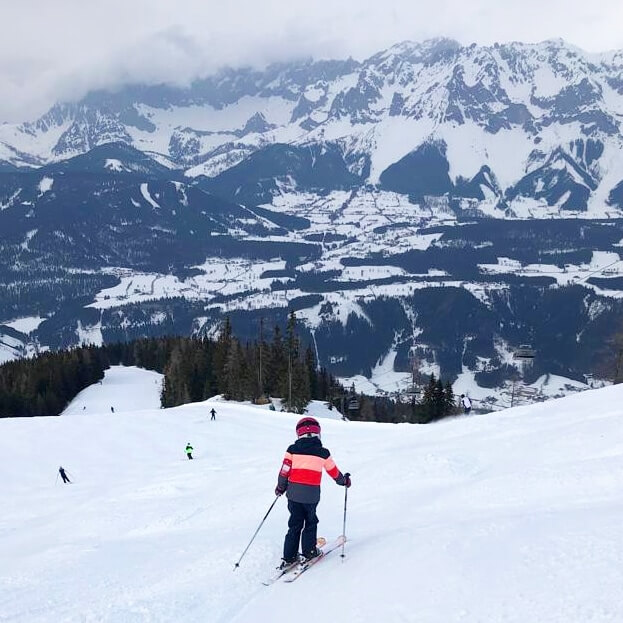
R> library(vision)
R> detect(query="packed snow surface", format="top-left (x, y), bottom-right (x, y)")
top-left (61, 366), bottom-right (163, 415)
top-left (1, 367), bottom-right (623, 622)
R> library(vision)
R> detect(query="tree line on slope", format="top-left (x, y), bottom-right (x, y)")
top-left (0, 312), bottom-right (340, 417)
top-left (159, 312), bottom-right (337, 413)
top-left (0, 311), bottom-right (459, 423)
top-left (0, 345), bottom-right (106, 417)
top-left (346, 374), bottom-right (458, 425)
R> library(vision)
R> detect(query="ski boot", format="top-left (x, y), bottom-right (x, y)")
top-left (302, 547), bottom-right (323, 563)
top-left (278, 557), bottom-right (299, 571)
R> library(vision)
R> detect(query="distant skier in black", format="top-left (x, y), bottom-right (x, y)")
top-left (110, 406), bottom-right (115, 413)
top-left (186, 443), bottom-right (194, 460)
top-left (210, 408), bottom-right (216, 421)
top-left (58, 466), bottom-right (71, 484)
top-left (460, 394), bottom-right (472, 415)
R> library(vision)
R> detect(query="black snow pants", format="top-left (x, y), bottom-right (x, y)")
top-left (283, 500), bottom-right (318, 561)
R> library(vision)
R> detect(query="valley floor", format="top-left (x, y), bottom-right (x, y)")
top-left (1, 367), bottom-right (622, 622)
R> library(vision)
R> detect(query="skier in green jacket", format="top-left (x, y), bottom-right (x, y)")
top-left (186, 443), bottom-right (194, 460)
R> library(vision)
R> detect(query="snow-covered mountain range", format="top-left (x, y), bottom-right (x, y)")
top-left (2, 38), bottom-right (623, 404)
top-left (4, 38), bottom-right (623, 215)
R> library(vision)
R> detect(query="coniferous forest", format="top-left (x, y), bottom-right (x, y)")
top-left (0, 311), bottom-right (458, 422)
top-left (0, 313), bottom-right (340, 417)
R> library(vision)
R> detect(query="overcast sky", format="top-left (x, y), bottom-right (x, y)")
top-left (2, 0), bottom-right (623, 123)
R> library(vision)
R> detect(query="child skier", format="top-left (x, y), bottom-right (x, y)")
top-left (274, 416), bottom-right (351, 569)
top-left (185, 443), bottom-right (194, 460)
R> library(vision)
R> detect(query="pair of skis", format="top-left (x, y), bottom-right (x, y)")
top-left (262, 535), bottom-right (346, 585)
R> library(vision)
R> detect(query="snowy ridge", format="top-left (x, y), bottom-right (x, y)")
top-left (1, 366), bottom-right (622, 622)
top-left (3, 39), bottom-right (623, 216)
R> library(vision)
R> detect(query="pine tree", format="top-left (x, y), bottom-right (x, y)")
top-left (257, 317), bottom-right (268, 399)
top-left (317, 367), bottom-right (329, 403)
top-left (242, 342), bottom-right (260, 400)
top-left (443, 381), bottom-right (456, 417)
top-left (266, 325), bottom-right (287, 399)
top-left (222, 340), bottom-right (244, 400)
top-left (161, 344), bottom-right (191, 407)
top-left (201, 339), bottom-right (218, 399)
top-left (420, 374), bottom-right (438, 423)
top-left (359, 396), bottom-right (375, 421)
top-left (290, 359), bottom-right (311, 413)
top-left (433, 378), bottom-right (445, 420)
top-left (281, 310), bottom-right (312, 412)
top-left (305, 346), bottom-right (319, 400)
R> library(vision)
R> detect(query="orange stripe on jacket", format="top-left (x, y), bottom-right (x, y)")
top-left (279, 452), bottom-right (340, 487)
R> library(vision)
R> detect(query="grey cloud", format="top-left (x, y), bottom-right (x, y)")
top-left (1, 0), bottom-right (622, 123)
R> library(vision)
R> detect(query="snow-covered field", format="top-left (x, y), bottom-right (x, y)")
top-left (2, 367), bottom-right (623, 622)
top-left (61, 366), bottom-right (163, 415)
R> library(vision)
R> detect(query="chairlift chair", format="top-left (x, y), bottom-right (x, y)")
top-left (515, 385), bottom-right (538, 397)
top-left (513, 344), bottom-right (536, 360)
top-left (405, 384), bottom-right (421, 397)
top-left (347, 398), bottom-right (360, 411)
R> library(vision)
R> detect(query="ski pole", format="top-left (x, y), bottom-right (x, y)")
top-left (55, 472), bottom-right (59, 486)
top-left (233, 495), bottom-right (280, 570)
top-left (340, 473), bottom-right (350, 559)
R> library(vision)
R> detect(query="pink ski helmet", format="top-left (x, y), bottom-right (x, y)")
top-left (296, 416), bottom-right (321, 437)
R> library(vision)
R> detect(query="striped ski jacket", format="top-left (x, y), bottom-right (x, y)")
top-left (276, 436), bottom-right (346, 504)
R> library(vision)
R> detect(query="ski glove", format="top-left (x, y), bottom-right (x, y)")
top-left (337, 472), bottom-right (351, 488)
top-left (275, 485), bottom-right (286, 496)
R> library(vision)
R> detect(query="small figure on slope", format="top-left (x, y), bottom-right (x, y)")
top-left (274, 416), bottom-right (351, 570)
top-left (460, 394), bottom-right (472, 415)
top-left (186, 442), bottom-right (194, 460)
top-left (210, 408), bottom-right (216, 421)
top-left (58, 466), bottom-right (71, 484)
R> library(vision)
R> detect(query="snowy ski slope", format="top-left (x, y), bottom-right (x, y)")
top-left (1, 366), bottom-right (622, 622)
